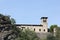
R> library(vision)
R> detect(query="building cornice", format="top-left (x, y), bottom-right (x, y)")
top-left (16, 24), bottom-right (43, 26)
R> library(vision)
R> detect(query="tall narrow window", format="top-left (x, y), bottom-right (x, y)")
top-left (34, 28), bottom-right (35, 31)
top-left (39, 29), bottom-right (41, 31)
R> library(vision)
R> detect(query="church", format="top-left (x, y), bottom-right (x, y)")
top-left (16, 17), bottom-right (48, 33)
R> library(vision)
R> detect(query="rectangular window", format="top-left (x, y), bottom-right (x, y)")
top-left (21, 27), bottom-right (25, 30)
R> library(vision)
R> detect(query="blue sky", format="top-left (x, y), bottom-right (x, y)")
top-left (0, 0), bottom-right (60, 27)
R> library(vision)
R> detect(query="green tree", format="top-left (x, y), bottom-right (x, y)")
top-left (55, 27), bottom-right (60, 40)
top-left (50, 25), bottom-right (58, 32)
top-left (47, 35), bottom-right (56, 40)
top-left (15, 29), bottom-right (40, 40)
top-left (0, 14), bottom-right (17, 40)
top-left (10, 18), bottom-right (16, 24)
top-left (0, 14), bottom-right (39, 40)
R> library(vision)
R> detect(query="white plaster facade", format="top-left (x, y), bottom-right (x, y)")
top-left (16, 17), bottom-right (48, 33)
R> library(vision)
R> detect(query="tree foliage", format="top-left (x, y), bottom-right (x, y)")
top-left (10, 18), bottom-right (16, 24)
top-left (55, 27), bottom-right (60, 40)
top-left (47, 25), bottom-right (60, 40)
top-left (15, 29), bottom-right (40, 40)
top-left (50, 25), bottom-right (58, 32)
top-left (0, 14), bottom-right (40, 40)
top-left (47, 34), bottom-right (56, 40)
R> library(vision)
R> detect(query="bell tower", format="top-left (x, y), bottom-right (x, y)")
top-left (41, 17), bottom-right (48, 32)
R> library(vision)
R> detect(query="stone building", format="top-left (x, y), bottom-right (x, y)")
top-left (16, 17), bottom-right (48, 33)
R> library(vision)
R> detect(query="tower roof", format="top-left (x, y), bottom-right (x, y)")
top-left (41, 17), bottom-right (48, 19)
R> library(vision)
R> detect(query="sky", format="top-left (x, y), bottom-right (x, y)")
top-left (0, 0), bottom-right (60, 28)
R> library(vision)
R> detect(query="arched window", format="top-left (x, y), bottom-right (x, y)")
top-left (43, 20), bottom-right (46, 22)
top-left (39, 29), bottom-right (41, 31)
top-left (44, 29), bottom-right (45, 31)
top-left (34, 28), bottom-right (35, 31)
